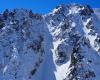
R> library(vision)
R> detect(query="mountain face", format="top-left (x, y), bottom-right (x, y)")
top-left (0, 4), bottom-right (100, 80)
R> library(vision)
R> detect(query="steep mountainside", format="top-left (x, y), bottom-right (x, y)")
top-left (0, 4), bottom-right (100, 80)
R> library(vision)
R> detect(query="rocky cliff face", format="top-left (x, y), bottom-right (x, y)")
top-left (0, 4), bottom-right (100, 80)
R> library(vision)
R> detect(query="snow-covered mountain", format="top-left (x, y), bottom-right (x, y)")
top-left (0, 3), bottom-right (100, 80)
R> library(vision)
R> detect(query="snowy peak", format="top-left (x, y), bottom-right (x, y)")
top-left (2, 9), bottom-right (43, 22)
top-left (51, 3), bottom-right (94, 15)
top-left (46, 3), bottom-right (100, 80)
top-left (0, 3), bottom-right (100, 80)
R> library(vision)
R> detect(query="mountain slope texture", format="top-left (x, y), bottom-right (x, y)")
top-left (0, 3), bottom-right (100, 80)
